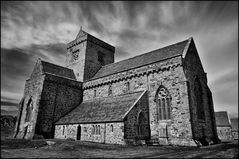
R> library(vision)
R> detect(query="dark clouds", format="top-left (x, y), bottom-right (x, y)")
top-left (1, 43), bottom-right (66, 103)
top-left (1, 1), bottom-right (238, 116)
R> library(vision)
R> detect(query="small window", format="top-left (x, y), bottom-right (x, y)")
top-left (84, 127), bottom-right (87, 133)
top-left (63, 126), bottom-right (65, 135)
top-left (95, 125), bottom-right (97, 135)
top-left (92, 125), bottom-right (95, 134)
top-left (110, 125), bottom-right (113, 132)
top-left (98, 125), bottom-right (101, 135)
top-left (127, 82), bottom-right (130, 91)
top-left (98, 51), bottom-right (105, 65)
top-left (94, 89), bottom-right (97, 97)
top-left (108, 84), bottom-right (112, 96)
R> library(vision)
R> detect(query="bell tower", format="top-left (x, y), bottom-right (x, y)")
top-left (66, 28), bottom-right (115, 81)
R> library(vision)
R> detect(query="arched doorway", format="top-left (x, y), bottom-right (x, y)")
top-left (77, 125), bottom-right (81, 140)
top-left (137, 112), bottom-right (148, 138)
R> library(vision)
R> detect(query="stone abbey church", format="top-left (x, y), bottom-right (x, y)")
top-left (14, 29), bottom-right (220, 146)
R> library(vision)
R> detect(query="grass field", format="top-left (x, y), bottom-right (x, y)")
top-left (1, 138), bottom-right (238, 158)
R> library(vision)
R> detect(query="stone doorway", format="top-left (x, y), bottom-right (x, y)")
top-left (77, 125), bottom-right (81, 140)
top-left (137, 112), bottom-right (148, 138)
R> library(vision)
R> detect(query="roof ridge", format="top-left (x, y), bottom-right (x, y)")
top-left (41, 60), bottom-right (73, 71)
top-left (101, 38), bottom-right (190, 68)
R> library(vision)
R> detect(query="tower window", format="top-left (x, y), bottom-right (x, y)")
top-left (94, 89), bottom-right (97, 97)
top-left (98, 51), bottom-right (105, 65)
top-left (155, 86), bottom-right (172, 121)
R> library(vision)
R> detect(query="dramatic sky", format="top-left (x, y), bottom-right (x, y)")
top-left (1, 1), bottom-right (238, 117)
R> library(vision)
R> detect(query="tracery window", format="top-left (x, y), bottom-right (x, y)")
top-left (155, 86), bottom-right (172, 120)
top-left (25, 98), bottom-right (33, 122)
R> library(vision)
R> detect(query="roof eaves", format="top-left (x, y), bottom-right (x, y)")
top-left (122, 90), bottom-right (147, 119)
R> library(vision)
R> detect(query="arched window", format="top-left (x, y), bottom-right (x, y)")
top-left (194, 77), bottom-right (205, 120)
top-left (25, 98), bottom-right (33, 122)
top-left (108, 84), bottom-right (112, 96)
top-left (127, 82), bottom-right (130, 91)
top-left (98, 125), bottom-right (101, 135)
top-left (95, 125), bottom-right (98, 135)
top-left (155, 86), bottom-right (172, 121)
top-left (92, 125), bottom-right (95, 134)
top-left (110, 125), bottom-right (113, 132)
top-left (63, 126), bottom-right (65, 135)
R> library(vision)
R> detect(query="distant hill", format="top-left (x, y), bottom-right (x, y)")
top-left (1, 100), bottom-right (19, 117)
top-left (1, 109), bottom-right (18, 117)
top-left (1, 101), bottom-right (19, 107)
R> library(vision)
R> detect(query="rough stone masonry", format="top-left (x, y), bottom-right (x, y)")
top-left (14, 28), bottom-right (220, 146)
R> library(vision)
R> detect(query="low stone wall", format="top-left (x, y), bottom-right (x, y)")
top-left (54, 122), bottom-right (125, 145)
top-left (232, 131), bottom-right (238, 140)
top-left (217, 126), bottom-right (233, 141)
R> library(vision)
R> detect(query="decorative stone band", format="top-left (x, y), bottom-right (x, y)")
top-left (83, 62), bottom-right (182, 89)
top-left (28, 73), bottom-right (82, 88)
top-left (67, 37), bottom-right (87, 49)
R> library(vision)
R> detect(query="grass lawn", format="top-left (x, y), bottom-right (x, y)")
top-left (1, 138), bottom-right (238, 158)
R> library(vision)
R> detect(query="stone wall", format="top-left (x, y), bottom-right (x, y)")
top-left (83, 56), bottom-right (196, 146)
top-left (55, 122), bottom-right (125, 145)
top-left (66, 37), bottom-right (87, 82)
top-left (66, 31), bottom-right (115, 82)
top-left (183, 40), bottom-right (218, 144)
top-left (84, 35), bottom-right (115, 81)
top-left (124, 91), bottom-right (150, 143)
top-left (35, 74), bottom-right (83, 138)
top-left (217, 126), bottom-right (233, 141)
top-left (14, 76), bottom-right (45, 139)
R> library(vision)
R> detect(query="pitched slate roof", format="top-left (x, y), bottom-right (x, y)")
top-left (41, 60), bottom-right (76, 80)
top-left (89, 38), bottom-right (191, 81)
top-left (230, 118), bottom-right (238, 131)
top-left (56, 91), bottom-right (145, 124)
top-left (215, 111), bottom-right (231, 127)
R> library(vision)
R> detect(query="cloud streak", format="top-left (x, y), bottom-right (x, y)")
top-left (1, 1), bottom-right (238, 116)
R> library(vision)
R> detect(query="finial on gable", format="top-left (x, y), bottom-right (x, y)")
top-left (37, 58), bottom-right (42, 63)
top-left (76, 25), bottom-right (87, 39)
